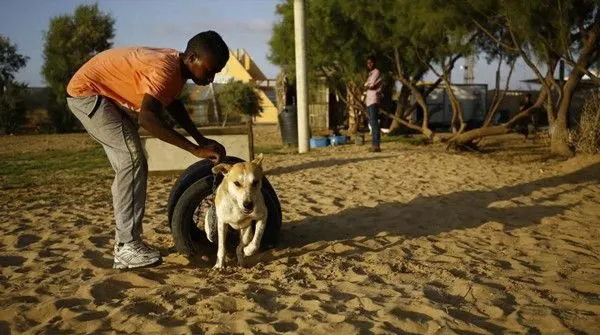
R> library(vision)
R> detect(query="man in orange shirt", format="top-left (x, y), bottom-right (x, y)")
top-left (66, 31), bottom-right (229, 269)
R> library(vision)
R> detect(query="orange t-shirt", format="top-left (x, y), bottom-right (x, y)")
top-left (67, 47), bottom-right (185, 111)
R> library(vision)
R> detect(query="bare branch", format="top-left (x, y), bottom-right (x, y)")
top-left (561, 56), bottom-right (600, 85)
top-left (507, 23), bottom-right (555, 96)
top-left (379, 109), bottom-right (423, 133)
top-left (484, 57), bottom-right (516, 126)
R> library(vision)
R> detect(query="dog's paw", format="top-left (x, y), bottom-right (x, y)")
top-left (243, 245), bottom-right (258, 257)
top-left (213, 261), bottom-right (226, 270)
top-left (237, 257), bottom-right (246, 268)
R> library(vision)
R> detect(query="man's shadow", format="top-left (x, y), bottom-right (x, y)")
top-left (275, 162), bottom-right (599, 255)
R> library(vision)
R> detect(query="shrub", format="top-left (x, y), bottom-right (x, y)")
top-left (573, 92), bottom-right (600, 154)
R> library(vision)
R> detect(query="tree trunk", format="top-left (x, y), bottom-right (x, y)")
top-left (379, 108), bottom-right (425, 134)
top-left (221, 110), bottom-right (229, 127)
top-left (247, 119), bottom-right (255, 160)
top-left (344, 82), bottom-right (361, 134)
top-left (551, 74), bottom-right (579, 156)
top-left (387, 68), bottom-right (444, 133)
top-left (210, 83), bottom-right (220, 124)
top-left (390, 76), bottom-right (444, 125)
top-left (445, 79), bottom-right (465, 134)
top-left (483, 58), bottom-right (516, 127)
top-left (392, 54), bottom-right (435, 140)
top-left (452, 87), bottom-right (549, 146)
top-left (550, 119), bottom-right (571, 156)
top-left (393, 79), bottom-right (436, 141)
top-left (389, 85), bottom-right (410, 131)
top-left (549, 23), bottom-right (599, 156)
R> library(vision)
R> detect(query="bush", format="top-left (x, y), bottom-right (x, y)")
top-left (573, 92), bottom-right (600, 154)
top-left (217, 81), bottom-right (263, 126)
top-left (0, 83), bottom-right (28, 134)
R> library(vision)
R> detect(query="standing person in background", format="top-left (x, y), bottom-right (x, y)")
top-left (364, 55), bottom-right (382, 152)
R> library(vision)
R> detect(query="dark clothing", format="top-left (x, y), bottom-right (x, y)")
top-left (515, 100), bottom-right (535, 138)
top-left (367, 104), bottom-right (380, 147)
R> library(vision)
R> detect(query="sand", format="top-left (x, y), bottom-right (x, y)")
top-left (1, 134), bottom-right (600, 334)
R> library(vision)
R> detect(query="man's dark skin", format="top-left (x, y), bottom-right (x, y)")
top-left (138, 51), bottom-right (226, 164)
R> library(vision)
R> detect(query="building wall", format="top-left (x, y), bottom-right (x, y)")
top-left (216, 50), bottom-right (254, 83)
top-left (215, 49), bottom-right (278, 124)
top-left (255, 89), bottom-right (279, 124)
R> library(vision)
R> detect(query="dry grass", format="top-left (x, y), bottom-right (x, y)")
top-left (573, 92), bottom-right (600, 154)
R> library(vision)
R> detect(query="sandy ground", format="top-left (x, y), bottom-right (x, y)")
top-left (1, 131), bottom-right (600, 334)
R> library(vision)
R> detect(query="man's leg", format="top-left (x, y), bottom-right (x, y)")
top-left (367, 104), bottom-right (381, 151)
top-left (67, 96), bottom-right (160, 269)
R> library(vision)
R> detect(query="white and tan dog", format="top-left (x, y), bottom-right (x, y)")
top-left (206, 154), bottom-right (267, 269)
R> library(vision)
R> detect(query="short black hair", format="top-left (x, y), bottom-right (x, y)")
top-left (367, 55), bottom-right (376, 63)
top-left (185, 31), bottom-right (230, 69)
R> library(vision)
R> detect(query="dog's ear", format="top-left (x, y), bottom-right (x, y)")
top-left (211, 163), bottom-right (232, 175)
top-left (251, 153), bottom-right (264, 167)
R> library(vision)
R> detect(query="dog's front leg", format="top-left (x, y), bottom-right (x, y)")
top-left (214, 220), bottom-right (228, 270)
top-left (236, 226), bottom-right (253, 267)
top-left (244, 217), bottom-right (267, 257)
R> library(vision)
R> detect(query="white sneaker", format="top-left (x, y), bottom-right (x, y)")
top-left (113, 240), bottom-right (161, 269)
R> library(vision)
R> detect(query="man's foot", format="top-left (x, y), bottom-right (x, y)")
top-left (368, 146), bottom-right (381, 152)
top-left (113, 240), bottom-right (162, 269)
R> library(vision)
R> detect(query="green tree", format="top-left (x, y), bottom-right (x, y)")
top-left (269, 0), bottom-right (476, 139)
top-left (0, 82), bottom-right (28, 135)
top-left (217, 81), bottom-right (263, 126)
top-left (453, 0), bottom-right (600, 156)
top-left (352, 0), bottom-right (488, 140)
top-left (269, 0), bottom-right (392, 134)
top-left (42, 4), bottom-right (115, 132)
top-left (0, 35), bottom-right (29, 134)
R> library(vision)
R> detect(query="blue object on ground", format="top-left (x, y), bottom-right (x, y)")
top-left (329, 135), bottom-right (346, 146)
top-left (310, 137), bottom-right (330, 148)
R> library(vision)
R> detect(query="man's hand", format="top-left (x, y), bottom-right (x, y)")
top-left (165, 100), bottom-right (226, 164)
top-left (194, 138), bottom-right (226, 164)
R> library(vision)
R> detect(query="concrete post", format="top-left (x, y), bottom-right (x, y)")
top-left (294, 0), bottom-right (310, 153)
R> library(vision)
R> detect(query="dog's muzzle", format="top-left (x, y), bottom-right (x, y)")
top-left (242, 201), bottom-right (254, 214)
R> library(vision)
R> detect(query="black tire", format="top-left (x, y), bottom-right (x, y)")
top-left (167, 156), bottom-right (280, 227)
top-left (168, 157), bottom-right (282, 256)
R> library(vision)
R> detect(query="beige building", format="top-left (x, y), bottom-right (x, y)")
top-left (187, 49), bottom-right (278, 125)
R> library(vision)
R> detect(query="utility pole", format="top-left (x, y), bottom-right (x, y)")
top-left (294, 0), bottom-right (309, 153)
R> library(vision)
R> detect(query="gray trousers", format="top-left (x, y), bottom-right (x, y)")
top-left (67, 96), bottom-right (147, 244)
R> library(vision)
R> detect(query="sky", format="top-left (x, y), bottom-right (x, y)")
top-left (0, 0), bottom-right (539, 90)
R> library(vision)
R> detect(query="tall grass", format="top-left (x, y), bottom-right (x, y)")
top-left (0, 146), bottom-right (111, 189)
top-left (573, 92), bottom-right (600, 154)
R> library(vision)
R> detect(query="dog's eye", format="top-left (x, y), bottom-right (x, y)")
top-left (234, 181), bottom-right (242, 187)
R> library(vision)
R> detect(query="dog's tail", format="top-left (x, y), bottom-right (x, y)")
top-left (204, 205), bottom-right (218, 243)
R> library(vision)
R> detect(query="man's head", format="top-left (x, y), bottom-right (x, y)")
top-left (183, 31), bottom-right (229, 85)
top-left (367, 56), bottom-right (376, 71)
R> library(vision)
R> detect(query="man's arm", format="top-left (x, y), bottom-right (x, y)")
top-left (366, 70), bottom-right (382, 90)
top-left (138, 94), bottom-right (223, 163)
top-left (166, 99), bottom-right (207, 145)
top-left (166, 99), bottom-right (226, 160)
top-left (364, 72), bottom-right (373, 88)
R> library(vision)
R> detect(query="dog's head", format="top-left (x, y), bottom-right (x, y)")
top-left (211, 154), bottom-right (264, 214)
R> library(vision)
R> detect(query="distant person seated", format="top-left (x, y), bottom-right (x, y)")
top-left (514, 93), bottom-right (536, 142)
